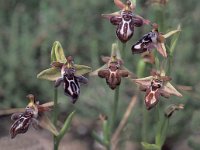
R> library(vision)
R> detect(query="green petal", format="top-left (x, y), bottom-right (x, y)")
top-left (37, 67), bottom-right (61, 81)
top-left (74, 64), bottom-right (92, 76)
top-left (51, 41), bottom-right (67, 63)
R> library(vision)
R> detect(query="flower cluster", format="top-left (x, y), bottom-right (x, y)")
top-left (96, 0), bottom-right (182, 111)
top-left (1, 1), bottom-right (184, 149)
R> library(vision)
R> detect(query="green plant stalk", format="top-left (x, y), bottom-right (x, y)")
top-left (141, 106), bottom-right (148, 143)
top-left (110, 43), bottom-right (126, 130)
top-left (53, 88), bottom-right (59, 150)
top-left (122, 43), bottom-right (126, 59)
top-left (110, 86), bottom-right (120, 132)
top-left (136, 60), bottom-right (148, 145)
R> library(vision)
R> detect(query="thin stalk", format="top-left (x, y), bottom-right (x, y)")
top-left (111, 86), bottom-right (120, 131)
top-left (141, 106), bottom-right (148, 142)
top-left (121, 43), bottom-right (126, 59)
top-left (53, 88), bottom-right (59, 150)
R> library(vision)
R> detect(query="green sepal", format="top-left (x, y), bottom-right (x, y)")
top-left (51, 41), bottom-right (67, 63)
top-left (37, 67), bottom-right (61, 81)
top-left (74, 64), bottom-right (92, 76)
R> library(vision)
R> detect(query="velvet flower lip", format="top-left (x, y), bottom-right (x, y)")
top-left (10, 94), bottom-right (54, 138)
top-left (102, 0), bottom-right (150, 43)
top-left (132, 23), bottom-right (181, 58)
top-left (37, 41), bottom-right (92, 103)
top-left (91, 43), bottom-right (133, 90)
top-left (133, 70), bottom-right (182, 110)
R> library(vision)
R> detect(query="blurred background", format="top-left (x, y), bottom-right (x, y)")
top-left (0, 0), bottom-right (200, 149)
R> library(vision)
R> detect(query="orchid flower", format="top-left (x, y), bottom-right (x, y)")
top-left (91, 43), bottom-right (134, 90)
top-left (133, 70), bottom-right (182, 110)
top-left (132, 23), bottom-right (181, 58)
top-left (37, 41), bottom-right (91, 103)
top-left (10, 94), bottom-right (57, 138)
top-left (102, 0), bottom-right (150, 43)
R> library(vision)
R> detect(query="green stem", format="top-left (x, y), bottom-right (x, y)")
top-left (111, 86), bottom-right (120, 131)
top-left (122, 43), bottom-right (126, 59)
top-left (141, 106), bottom-right (148, 142)
top-left (53, 88), bottom-right (59, 150)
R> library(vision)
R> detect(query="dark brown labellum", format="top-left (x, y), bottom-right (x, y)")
top-left (132, 31), bottom-right (157, 54)
top-left (63, 74), bottom-right (80, 103)
top-left (98, 61), bottom-right (128, 90)
top-left (55, 67), bottom-right (88, 103)
top-left (145, 79), bottom-right (163, 110)
top-left (10, 108), bottom-right (34, 138)
top-left (110, 10), bottom-right (143, 43)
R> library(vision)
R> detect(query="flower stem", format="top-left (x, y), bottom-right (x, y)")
top-left (53, 87), bottom-right (59, 150)
top-left (111, 86), bottom-right (120, 131)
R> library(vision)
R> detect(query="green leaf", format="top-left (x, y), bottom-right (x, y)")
top-left (74, 64), bottom-right (92, 76)
top-left (51, 41), bottom-right (67, 63)
top-left (141, 142), bottom-right (160, 150)
top-left (37, 67), bottom-right (61, 81)
top-left (57, 111), bottom-right (75, 143)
